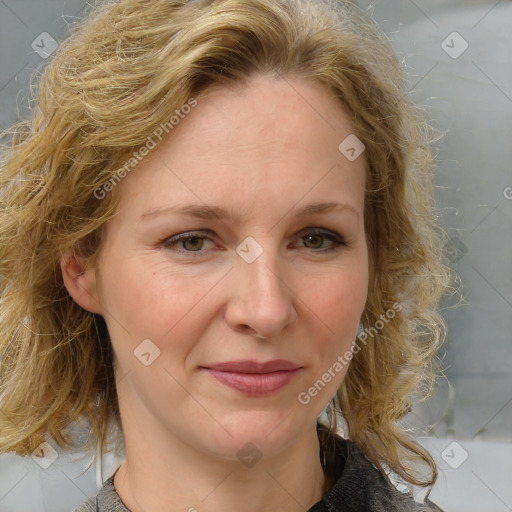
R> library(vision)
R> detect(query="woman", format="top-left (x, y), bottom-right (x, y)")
top-left (0, 0), bottom-right (452, 510)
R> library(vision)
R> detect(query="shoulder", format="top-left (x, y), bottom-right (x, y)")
top-left (72, 474), bottom-right (128, 512)
top-left (72, 496), bottom-right (97, 512)
top-left (316, 430), bottom-right (445, 512)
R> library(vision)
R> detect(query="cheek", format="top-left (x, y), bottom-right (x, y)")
top-left (293, 264), bottom-right (367, 413)
top-left (99, 254), bottom-right (202, 328)
top-left (303, 260), bottom-right (368, 330)
top-left (299, 256), bottom-right (368, 368)
top-left (97, 254), bottom-right (223, 372)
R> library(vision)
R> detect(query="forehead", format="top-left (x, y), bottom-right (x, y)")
top-left (190, 73), bottom-right (353, 146)
top-left (110, 73), bottom-right (366, 223)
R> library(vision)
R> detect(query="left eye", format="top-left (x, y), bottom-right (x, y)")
top-left (294, 229), bottom-right (346, 251)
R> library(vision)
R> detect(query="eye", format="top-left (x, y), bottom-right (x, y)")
top-left (161, 231), bottom-right (215, 256)
top-left (294, 228), bottom-right (346, 252)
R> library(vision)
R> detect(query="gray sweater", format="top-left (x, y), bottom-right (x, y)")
top-left (73, 431), bottom-right (444, 512)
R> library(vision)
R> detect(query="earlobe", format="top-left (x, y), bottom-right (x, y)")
top-left (60, 248), bottom-right (103, 315)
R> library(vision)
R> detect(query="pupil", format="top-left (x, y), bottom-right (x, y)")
top-left (184, 237), bottom-right (203, 251)
top-left (306, 234), bottom-right (322, 248)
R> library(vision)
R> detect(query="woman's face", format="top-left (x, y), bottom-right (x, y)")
top-left (78, 73), bottom-right (368, 460)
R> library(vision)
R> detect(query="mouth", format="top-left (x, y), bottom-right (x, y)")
top-left (201, 359), bottom-right (302, 397)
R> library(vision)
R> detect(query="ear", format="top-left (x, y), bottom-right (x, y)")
top-left (60, 247), bottom-right (103, 315)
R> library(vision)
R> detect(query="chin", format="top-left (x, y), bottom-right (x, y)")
top-left (196, 408), bottom-right (313, 462)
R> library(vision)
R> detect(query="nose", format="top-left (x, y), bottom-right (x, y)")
top-left (224, 248), bottom-right (298, 339)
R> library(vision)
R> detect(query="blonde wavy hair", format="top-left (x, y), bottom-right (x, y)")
top-left (0, 0), bottom-right (452, 491)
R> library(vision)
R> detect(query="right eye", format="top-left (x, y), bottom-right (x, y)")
top-left (160, 231), bottom-right (216, 257)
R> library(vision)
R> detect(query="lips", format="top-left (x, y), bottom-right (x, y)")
top-left (201, 359), bottom-right (302, 396)
top-left (206, 359), bottom-right (301, 373)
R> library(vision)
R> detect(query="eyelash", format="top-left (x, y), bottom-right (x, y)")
top-left (160, 228), bottom-right (347, 257)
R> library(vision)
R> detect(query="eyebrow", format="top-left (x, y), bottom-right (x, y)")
top-left (139, 201), bottom-right (360, 222)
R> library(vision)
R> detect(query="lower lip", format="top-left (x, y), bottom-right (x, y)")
top-left (203, 369), bottom-right (300, 396)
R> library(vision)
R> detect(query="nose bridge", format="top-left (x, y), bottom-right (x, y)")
top-left (248, 247), bottom-right (285, 296)
top-left (240, 240), bottom-right (289, 306)
top-left (226, 239), bottom-right (297, 337)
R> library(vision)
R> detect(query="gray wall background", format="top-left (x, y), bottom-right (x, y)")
top-left (0, 1), bottom-right (511, 511)
top-left (353, 0), bottom-right (512, 442)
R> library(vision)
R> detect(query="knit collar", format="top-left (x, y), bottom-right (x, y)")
top-left (310, 429), bottom-right (420, 512)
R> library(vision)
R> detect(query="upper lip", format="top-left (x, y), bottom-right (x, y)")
top-left (203, 360), bottom-right (301, 373)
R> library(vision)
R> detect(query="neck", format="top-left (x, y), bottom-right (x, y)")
top-left (114, 420), bottom-right (329, 512)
